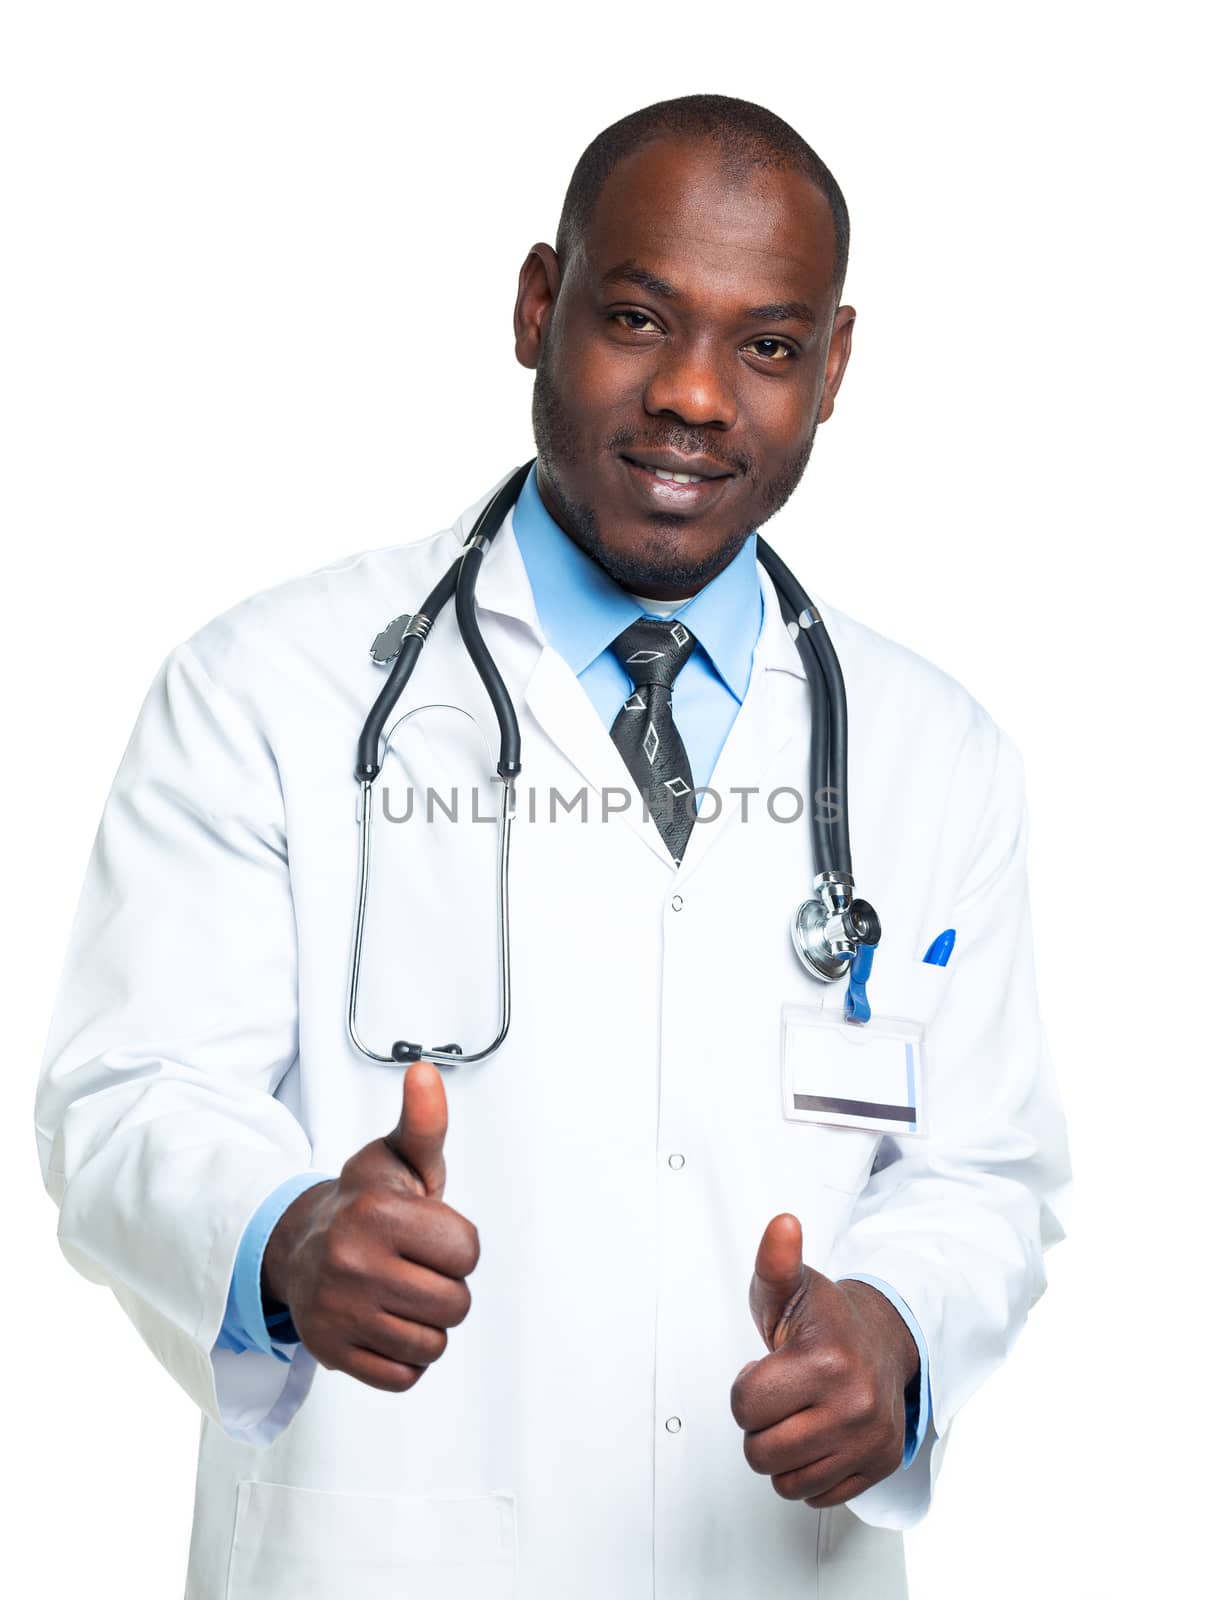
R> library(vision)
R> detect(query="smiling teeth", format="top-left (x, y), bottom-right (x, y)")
top-left (650, 467), bottom-right (703, 483)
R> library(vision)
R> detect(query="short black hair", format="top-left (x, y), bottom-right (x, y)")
top-left (555, 94), bottom-right (850, 294)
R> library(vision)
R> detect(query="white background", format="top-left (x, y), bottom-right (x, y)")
top-left (2, 2), bottom-right (1212, 1595)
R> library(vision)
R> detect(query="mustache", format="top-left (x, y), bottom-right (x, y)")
top-left (604, 425), bottom-right (752, 480)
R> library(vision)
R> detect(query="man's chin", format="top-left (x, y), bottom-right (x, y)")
top-left (582, 521), bottom-right (749, 597)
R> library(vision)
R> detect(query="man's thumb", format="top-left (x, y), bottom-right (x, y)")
top-left (387, 1060), bottom-right (448, 1198)
top-left (748, 1212), bottom-right (808, 1351)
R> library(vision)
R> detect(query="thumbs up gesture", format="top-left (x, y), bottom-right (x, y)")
top-left (261, 1061), bottom-right (480, 1392)
top-left (729, 1213), bottom-right (920, 1508)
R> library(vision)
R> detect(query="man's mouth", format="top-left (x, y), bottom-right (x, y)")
top-left (617, 452), bottom-right (736, 512)
top-left (620, 449), bottom-right (735, 482)
top-left (637, 464), bottom-right (705, 485)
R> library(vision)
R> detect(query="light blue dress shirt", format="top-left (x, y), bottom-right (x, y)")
top-left (216, 463), bottom-right (932, 1467)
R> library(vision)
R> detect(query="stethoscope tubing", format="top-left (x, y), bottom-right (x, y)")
top-left (356, 462), bottom-right (532, 782)
top-left (755, 535), bottom-right (852, 880)
top-left (348, 706), bottom-right (516, 1068)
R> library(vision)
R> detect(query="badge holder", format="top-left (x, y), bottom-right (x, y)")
top-left (780, 992), bottom-right (926, 1137)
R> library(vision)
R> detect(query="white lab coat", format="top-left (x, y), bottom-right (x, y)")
top-left (36, 468), bottom-right (1070, 1599)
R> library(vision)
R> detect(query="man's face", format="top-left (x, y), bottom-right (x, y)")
top-left (514, 135), bottom-right (855, 599)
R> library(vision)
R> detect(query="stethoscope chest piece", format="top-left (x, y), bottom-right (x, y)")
top-left (790, 871), bottom-right (882, 983)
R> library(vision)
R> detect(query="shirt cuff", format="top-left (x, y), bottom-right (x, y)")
top-left (836, 1271), bottom-right (932, 1468)
top-left (214, 1172), bottom-right (334, 1359)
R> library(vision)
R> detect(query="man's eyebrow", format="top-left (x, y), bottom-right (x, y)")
top-left (745, 300), bottom-right (818, 328)
top-left (600, 260), bottom-right (678, 299)
top-left (600, 262), bottom-right (817, 329)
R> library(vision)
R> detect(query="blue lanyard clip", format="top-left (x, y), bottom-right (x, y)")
top-left (844, 942), bottom-right (876, 1025)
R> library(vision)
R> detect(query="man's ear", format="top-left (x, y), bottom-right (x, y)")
top-left (818, 304), bottom-right (856, 423)
top-left (514, 243), bottom-right (561, 370)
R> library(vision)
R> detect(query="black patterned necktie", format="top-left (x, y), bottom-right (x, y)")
top-left (609, 616), bottom-right (699, 864)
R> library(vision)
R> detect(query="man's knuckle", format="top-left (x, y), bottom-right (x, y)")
top-left (842, 1380), bottom-right (878, 1422)
top-left (460, 1221), bottom-right (481, 1274)
top-left (323, 1237), bottom-right (364, 1280)
top-left (447, 1282), bottom-right (473, 1325)
top-left (341, 1147), bottom-right (385, 1190)
top-left (417, 1325), bottom-right (448, 1362)
top-left (348, 1188), bottom-right (389, 1228)
top-left (815, 1343), bottom-right (852, 1382)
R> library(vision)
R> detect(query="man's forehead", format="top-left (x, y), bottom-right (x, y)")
top-left (579, 138), bottom-right (838, 304)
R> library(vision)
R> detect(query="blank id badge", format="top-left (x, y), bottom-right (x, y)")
top-left (780, 1002), bottom-right (925, 1136)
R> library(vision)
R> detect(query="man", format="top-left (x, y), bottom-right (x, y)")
top-left (36, 95), bottom-right (1070, 1599)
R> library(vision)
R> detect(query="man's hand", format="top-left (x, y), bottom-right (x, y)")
top-left (261, 1060), bottom-right (479, 1392)
top-left (730, 1212), bottom-right (919, 1508)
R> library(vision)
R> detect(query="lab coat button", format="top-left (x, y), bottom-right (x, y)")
top-left (668, 1152), bottom-right (685, 1169)
top-left (671, 893), bottom-right (684, 911)
top-left (665, 1416), bottom-right (682, 1433)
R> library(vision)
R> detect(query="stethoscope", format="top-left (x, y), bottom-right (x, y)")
top-left (347, 460), bottom-right (881, 1068)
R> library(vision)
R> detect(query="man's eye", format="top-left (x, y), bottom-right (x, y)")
top-left (745, 337), bottom-right (796, 361)
top-left (612, 311), bottom-right (663, 333)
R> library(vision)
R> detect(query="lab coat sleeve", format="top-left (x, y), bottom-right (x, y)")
top-left (825, 719), bottom-right (1071, 1529)
top-left (34, 638), bottom-right (328, 1446)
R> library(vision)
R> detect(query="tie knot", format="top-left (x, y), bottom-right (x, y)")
top-left (609, 616), bottom-right (697, 688)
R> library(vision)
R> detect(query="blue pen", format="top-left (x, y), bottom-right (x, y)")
top-left (923, 928), bottom-right (956, 966)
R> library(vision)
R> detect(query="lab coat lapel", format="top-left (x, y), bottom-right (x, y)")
top-left (470, 499), bottom-right (675, 869)
top-left (674, 566), bottom-right (808, 884)
top-left (520, 646), bottom-right (674, 866)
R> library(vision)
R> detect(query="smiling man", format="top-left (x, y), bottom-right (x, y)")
top-left (524, 118), bottom-right (850, 600)
top-left (37, 96), bottom-right (1070, 1600)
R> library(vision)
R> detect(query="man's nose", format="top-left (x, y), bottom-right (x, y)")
top-left (642, 338), bottom-right (738, 430)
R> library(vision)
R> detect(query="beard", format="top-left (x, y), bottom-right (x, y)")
top-left (531, 337), bottom-right (817, 594)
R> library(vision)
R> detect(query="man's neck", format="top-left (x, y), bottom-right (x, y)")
top-left (627, 590), bottom-right (692, 618)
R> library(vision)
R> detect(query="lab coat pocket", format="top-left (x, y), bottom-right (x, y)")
top-left (866, 953), bottom-right (953, 1029)
top-left (225, 1480), bottom-right (517, 1600)
top-left (807, 1123), bottom-right (882, 1196)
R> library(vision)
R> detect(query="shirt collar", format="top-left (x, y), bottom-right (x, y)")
top-left (511, 462), bottom-right (760, 704)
